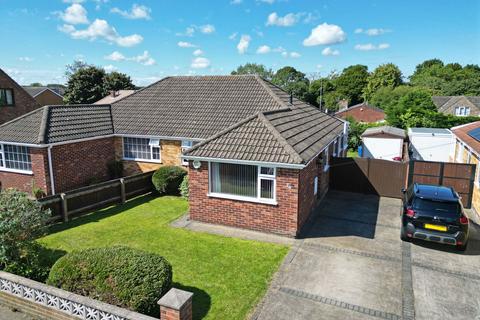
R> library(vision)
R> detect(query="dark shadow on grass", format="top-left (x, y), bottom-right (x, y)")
top-left (172, 282), bottom-right (211, 320)
top-left (46, 194), bottom-right (157, 236)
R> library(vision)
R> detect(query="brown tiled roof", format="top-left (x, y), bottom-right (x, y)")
top-left (184, 103), bottom-right (344, 165)
top-left (94, 90), bottom-right (135, 104)
top-left (452, 121), bottom-right (480, 154)
top-left (23, 86), bottom-right (64, 98)
top-left (0, 105), bottom-right (113, 144)
top-left (335, 102), bottom-right (384, 115)
top-left (111, 75), bottom-right (289, 139)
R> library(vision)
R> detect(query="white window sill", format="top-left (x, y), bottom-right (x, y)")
top-left (208, 192), bottom-right (277, 206)
top-left (323, 164), bottom-right (330, 172)
top-left (0, 167), bottom-right (33, 175)
top-left (123, 157), bottom-right (162, 164)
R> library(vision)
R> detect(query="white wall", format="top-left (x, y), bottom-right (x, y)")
top-left (362, 137), bottom-right (403, 160)
top-left (409, 134), bottom-right (455, 162)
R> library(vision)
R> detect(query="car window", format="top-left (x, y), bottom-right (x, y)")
top-left (412, 198), bottom-right (461, 218)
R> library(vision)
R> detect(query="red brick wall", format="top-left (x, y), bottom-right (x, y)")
top-left (188, 162), bottom-right (300, 237)
top-left (336, 106), bottom-right (385, 123)
top-left (0, 147), bottom-right (50, 195)
top-left (51, 137), bottom-right (115, 193)
top-left (0, 70), bottom-right (41, 124)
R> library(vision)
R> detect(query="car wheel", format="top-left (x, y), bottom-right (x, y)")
top-left (457, 242), bottom-right (468, 252)
top-left (400, 227), bottom-right (410, 242)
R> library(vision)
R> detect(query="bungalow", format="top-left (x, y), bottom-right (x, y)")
top-left (0, 68), bottom-right (41, 125)
top-left (335, 102), bottom-right (385, 123)
top-left (23, 86), bottom-right (64, 106)
top-left (0, 75), bottom-right (347, 236)
top-left (433, 96), bottom-right (480, 116)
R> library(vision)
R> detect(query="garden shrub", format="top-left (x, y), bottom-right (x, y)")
top-left (0, 189), bottom-right (51, 281)
top-left (152, 166), bottom-right (187, 195)
top-left (47, 246), bottom-right (172, 316)
top-left (179, 175), bottom-right (189, 199)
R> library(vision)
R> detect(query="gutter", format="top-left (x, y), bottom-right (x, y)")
top-left (181, 155), bottom-right (306, 169)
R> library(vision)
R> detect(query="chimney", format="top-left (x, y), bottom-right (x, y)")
top-left (111, 90), bottom-right (119, 97)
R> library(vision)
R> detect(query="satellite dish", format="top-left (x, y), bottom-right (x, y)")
top-left (193, 160), bottom-right (201, 169)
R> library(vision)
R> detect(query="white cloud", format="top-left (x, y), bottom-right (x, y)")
top-left (230, 0), bottom-right (242, 4)
top-left (62, 0), bottom-right (85, 4)
top-left (60, 19), bottom-right (143, 47)
top-left (289, 51), bottom-right (301, 58)
top-left (354, 43), bottom-right (390, 51)
top-left (193, 49), bottom-right (204, 56)
top-left (59, 3), bottom-right (89, 24)
top-left (266, 12), bottom-right (299, 27)
top-left (103, 64), bottom-right (117, 72)
top-left (355, 28), bottom-right (391, 36)
top-left (257, 0), bottom-right (275, 3)
top-left (18, 57), bottom-right (34, 62)
top-left (199, 24), bottom-right (215, 34)
top-left (316, 64), bottom-right (322, 69)
top-left (322, 47), bottom-right (340, 56)
top-left (228, 32), bottom-right (238, 40)
top-left (177, 41), bottom-right (196, 48)
top-left (111, 4), bottom-right (151, 20)
top-left (104, 51), bottom-right (125, 61)
top-left (256, 45), bottom-right (271, 54)
top-left (280, 50), bottom-right (301, 58)
top-left (303, 23), bottom-right (346, 46)
top-left (273, 46), bottom-right (286, 53)
top-left (237, 34), bottom-right (251, 54)
top-left (191, 57), bottom-right (210, 69)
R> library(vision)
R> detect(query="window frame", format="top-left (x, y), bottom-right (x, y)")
top-left (455, 106), bottom-right (470, 116)
top-left (323, 146), bottom-right (330, 172)
top-left (122, 136), bottom-right (162, 163)
top-left (181, 140), bottom-right (194, 166)
top-left (0, 143), bottom-right (33, 174)
top-left (208, 162), bottom-right (277, 205)
top-left (0, 88), bottom-right (14, 107)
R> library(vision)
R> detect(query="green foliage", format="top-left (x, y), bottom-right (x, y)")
top-left (63, 61), bottom-right (135, 104)
top-left (152, 166), bottom-right (187, 195)
top-left (363, 63), bottom-right (403, 101)
top-left (346, 117), bottom-right (384, 150)
top-left (104, 71), bottom-right (135, 92)
top-left (29, 82), bottom-right (43, 87)
top-left (0, 189), bottom-right (51, 280)
top-left (334, 64), bottom-right (369, 106)
top-left (47, 246), bottom-right (172, 316)
top-left (179, 175), bottom-right (189, 199)
top-left (231, 63), bottom-right (274, 80)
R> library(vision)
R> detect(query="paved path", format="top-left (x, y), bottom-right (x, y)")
top-left (0, 304), bottom-right (38, 320)
top-left (253, 191), bottom-right (480, 320)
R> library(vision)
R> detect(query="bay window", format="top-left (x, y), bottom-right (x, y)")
top-left (0, 144), bottom-right (32, 173)
top-left (209, 162), bottom-right (276, 203)
top-left (123, 137), bottom-right (161, 162)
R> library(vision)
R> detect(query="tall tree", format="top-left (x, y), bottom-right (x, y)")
top-left (363, 63), bottom-right (403, 101)
top-left (104, 71), bottom-right (135, 92)
top-left (334, 64), bottom-right (369, 106)
top-left (63, 63), bottom-right (106, 104)
top-left (231, 63), bottom-right (274, 79)
top-left (272, 66), bottom-right (311, 102)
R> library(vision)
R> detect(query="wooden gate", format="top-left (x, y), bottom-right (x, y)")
top-left (408, 160), bottom-right (476, 208)
top-left (330, 157), bottom-right (408, 198)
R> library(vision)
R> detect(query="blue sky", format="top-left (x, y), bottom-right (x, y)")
top-left (1, 0), bottom-right (479, 86)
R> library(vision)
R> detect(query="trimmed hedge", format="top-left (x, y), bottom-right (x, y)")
top-left (47, 246), bottom-right (172, 316)
top-left (152, 166), bottom-right (187, 195)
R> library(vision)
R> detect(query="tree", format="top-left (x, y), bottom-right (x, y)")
top-left (370, 85), bottom-right (419, 110)
top-left (29, 82), bottom-right (43, 87)
top-left (272, 66), bottom-right (310, 102)
top-left (363, 63), bottom-right (403, 101)
top-left (64, 64), bottom-right (106, 104)
top-left (231, 63), bottom-right (274, 79)
top-left (104, 71), bottom-right (135, 92)
top-left (334, 65), bottom-right (369, 106)
top-left (0, 189), bottom-right (51, 280)
top-left (385, 87), bottom-right (436, 128)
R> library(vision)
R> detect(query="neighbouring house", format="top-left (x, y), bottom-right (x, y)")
top-left (94, 90), bottom-right (135, 104)
top-left (0, 75), bottom-right (348, 221)
top-left (23, 86), bottom-right (64, 106)
top-left (451, 121), bottom-right (480, 215)
top-left (361, 126), bottom-right (406, 161)
top-left (335, 102), bottom-right (385, 123)
top-left (408, 128), bottom-right (455, 162)
top-left (0, 69), bottom-right (41, 125)
top-left (433, 96), bottom-right (480, 116)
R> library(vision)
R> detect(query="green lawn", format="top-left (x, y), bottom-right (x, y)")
top-left (38, 195), bottom-right (289, 320)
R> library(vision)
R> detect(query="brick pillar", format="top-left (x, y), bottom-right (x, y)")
top-left (158, 288), bottom-right (193, 320)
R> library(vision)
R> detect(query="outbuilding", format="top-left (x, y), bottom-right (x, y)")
top-left (408, 128), bottom-right (454, 162)
top-left (361, 126), bottom-right (406, 161)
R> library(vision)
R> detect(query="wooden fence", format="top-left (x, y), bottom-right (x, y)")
top-left (39, 171), bottom-right (155, 224)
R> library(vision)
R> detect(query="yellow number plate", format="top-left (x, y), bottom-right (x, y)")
top-left (424, 224), bottom-right (447, 232)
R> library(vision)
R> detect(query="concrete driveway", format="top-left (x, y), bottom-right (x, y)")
top-left (252, 191), bottom-right (480, 320)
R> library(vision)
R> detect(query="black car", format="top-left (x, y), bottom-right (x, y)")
top-left (401, 183), bottom-right (469, 251)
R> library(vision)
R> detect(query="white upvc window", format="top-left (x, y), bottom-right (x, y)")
top-left (455, 106), bottom-right (470, 116)
top-left (323, 146), bottom-right (330, 172)
top-left (332, 140), bottom-right (338, 157)
top-left (0, 143), bottom-right (32, 174)
top-left (314, 176), bottom-right (318, 195)
top-left (342, 133), bottom-right (348, 150)
top-left (209, 162), bottom-right (276, 204)
top-left (123, 137), bottom-right (161, 163)
top-left (181, 140), bottom-right (194, 166)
